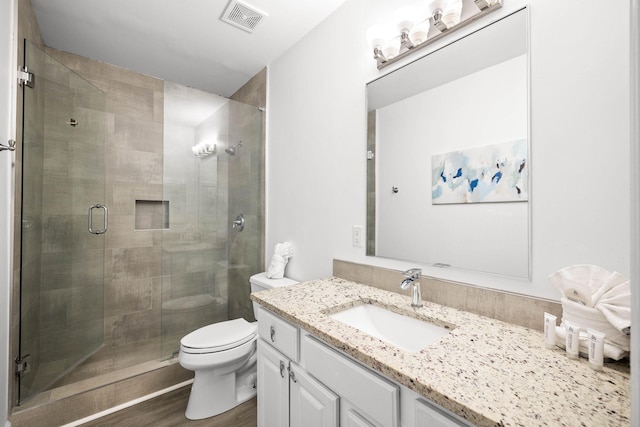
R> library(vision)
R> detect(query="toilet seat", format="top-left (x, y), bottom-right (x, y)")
top-left (180, 318), bottom-right (257, 354)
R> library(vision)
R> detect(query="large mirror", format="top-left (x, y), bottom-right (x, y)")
top-left (367, 8), bottom-right (530, 278)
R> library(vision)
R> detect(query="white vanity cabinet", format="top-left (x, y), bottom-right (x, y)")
top-left (257, 339), bottom-right (338, 427)
top-left (256, 307), bottom-right (338, 427)
top-left (256, 306), bottom-right (472, 427)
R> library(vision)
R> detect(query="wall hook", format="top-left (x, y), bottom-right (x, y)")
top-left (232, 213), bottom-right (245, 232)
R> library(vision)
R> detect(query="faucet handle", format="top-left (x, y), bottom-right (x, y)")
top-left (402, 268), bottom-right (422, 280)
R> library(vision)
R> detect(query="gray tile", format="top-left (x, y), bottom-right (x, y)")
top-left (105, 278), bottom-right (155, 316)
top-left (111, 246), bottom-right (162, 281)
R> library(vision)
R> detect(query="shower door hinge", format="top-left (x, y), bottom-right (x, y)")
top-left (18, 67), bottom-right (34, 88)
top-left (15, 354), bottom-right (31, 377)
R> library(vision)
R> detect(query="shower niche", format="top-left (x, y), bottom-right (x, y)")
top-left (135, 200), bottom-right (170, 230)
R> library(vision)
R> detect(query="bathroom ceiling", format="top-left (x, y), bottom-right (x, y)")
top-left (30, 0), bottom-right (347, 97)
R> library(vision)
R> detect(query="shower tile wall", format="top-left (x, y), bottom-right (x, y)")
top-left (43, 47), bottom-right (165, 384)
top-left (366, 111), bottom-right (376, 255)
top-left (228, 69), bottom-right (267, 321)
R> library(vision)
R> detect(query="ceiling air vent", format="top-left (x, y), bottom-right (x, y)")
top-left (221, 0), bottom-right (267, 33)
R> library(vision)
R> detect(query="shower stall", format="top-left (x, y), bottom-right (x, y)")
top-left (16, 41), bottom-right (264, 406)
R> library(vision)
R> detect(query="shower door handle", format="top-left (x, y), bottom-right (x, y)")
top-left (88, 204), bottom-right (108, 235)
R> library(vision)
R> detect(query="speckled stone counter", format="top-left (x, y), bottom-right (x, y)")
top-left (250, 277), bottom-right (630, 427)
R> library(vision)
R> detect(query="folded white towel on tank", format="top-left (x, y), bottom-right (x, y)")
top-left (266, 242), bottom-right (294, 279)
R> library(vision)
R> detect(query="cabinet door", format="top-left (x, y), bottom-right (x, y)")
top-left (345, 408), bottom-right (376, 427)
top-left (290, 364), bottom-right (339, 427)
top-left (415, 399), bottom-right (471, 427)
top-left (303, 335), bottom-right (399, 427)
top-left (257, 339), bottom-right (290, 427)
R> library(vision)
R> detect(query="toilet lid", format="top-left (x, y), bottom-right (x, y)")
top-left (181, 318), bottom-right (257, 352)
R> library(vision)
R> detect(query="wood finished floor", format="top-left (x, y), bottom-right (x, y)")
top-left (82, 386), bottom-right (257, 427)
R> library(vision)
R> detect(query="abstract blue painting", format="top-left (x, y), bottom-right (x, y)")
top-left (431, 139), bottom-right (528, 204)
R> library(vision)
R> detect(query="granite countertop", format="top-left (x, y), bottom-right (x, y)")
top-left (250, 277), bottom-right (631, 427)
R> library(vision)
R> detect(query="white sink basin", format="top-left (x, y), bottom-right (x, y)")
top-left (328, 303), bottom-right (450, 353)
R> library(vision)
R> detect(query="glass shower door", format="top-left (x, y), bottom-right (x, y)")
top-left (18, 41), bottom-right (107, 403)
top-left (161, 83), bottom-right (264, 359)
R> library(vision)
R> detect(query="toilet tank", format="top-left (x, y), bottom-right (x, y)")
top-left (250, 272), bottom-right (299, 317)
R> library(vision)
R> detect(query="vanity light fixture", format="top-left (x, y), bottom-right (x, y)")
top-left (366, 0), bottom-right (502, 69)
top-left (192, 140), bottom-right (216, 158)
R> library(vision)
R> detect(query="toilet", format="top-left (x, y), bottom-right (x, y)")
top-left (178, 272), bottom-right (299, 420)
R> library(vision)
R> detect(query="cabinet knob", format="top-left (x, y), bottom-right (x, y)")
top-left (279, 360), bottom-right (285, 378)
top-left (270, 325), bottom-right (276, 342)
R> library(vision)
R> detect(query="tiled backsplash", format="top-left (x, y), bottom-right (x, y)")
top-left (333, 259), bottom-right (562, 332)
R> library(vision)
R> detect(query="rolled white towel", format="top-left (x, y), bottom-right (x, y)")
top-left (267, 254), bottom-right (287, 279)
top-left (547, 264), bottom-right (612, 306)
top-left (561, 298), bottom-right (630, 351)
top-left (592, 272), bottom-right (631, 336)
top-left (275, 242), bottom-right (294, 260)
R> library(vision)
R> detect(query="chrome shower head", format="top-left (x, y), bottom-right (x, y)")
top-left (225, 141), bottom-right (243, 156)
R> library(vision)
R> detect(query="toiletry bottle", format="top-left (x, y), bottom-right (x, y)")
top-left (587, 328), bottom-right (605, 371)
top-left (564, 321), bottom-right (581, 360)
top-left (543, 312), bottom-right (557, 349)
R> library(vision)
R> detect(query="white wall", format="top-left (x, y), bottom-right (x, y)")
top-left (267, 0), bottom-right (631, 301)
top-left (0, 0), bottom-right (17, 423)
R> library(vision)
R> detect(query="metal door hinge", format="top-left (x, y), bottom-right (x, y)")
top-left (0, 139), bottom-right (16, 152)
top-left (18, 67), bottom-right (34, 88)
top-left (15, 354), bottom-right (31, 377)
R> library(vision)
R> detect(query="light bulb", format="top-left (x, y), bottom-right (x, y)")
top-left (382, 36), bottom-right (401, 60)
top-left (394, 4), bottom-right (419, 33)
top-left (409, 19), bottom-right (430, 45)
top-left (441, 0), bottom-right (462, 28)
top-left (366, 24), bottom-right (387, 49)
top-left (427, 0), bottom-right (452, 17)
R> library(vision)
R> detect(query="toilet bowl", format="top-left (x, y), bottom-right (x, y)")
top-left (179, 272), bottom-right (299, 420)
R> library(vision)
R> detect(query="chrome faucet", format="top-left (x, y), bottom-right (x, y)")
top-left (400, 268), bottom-right (422, 308)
